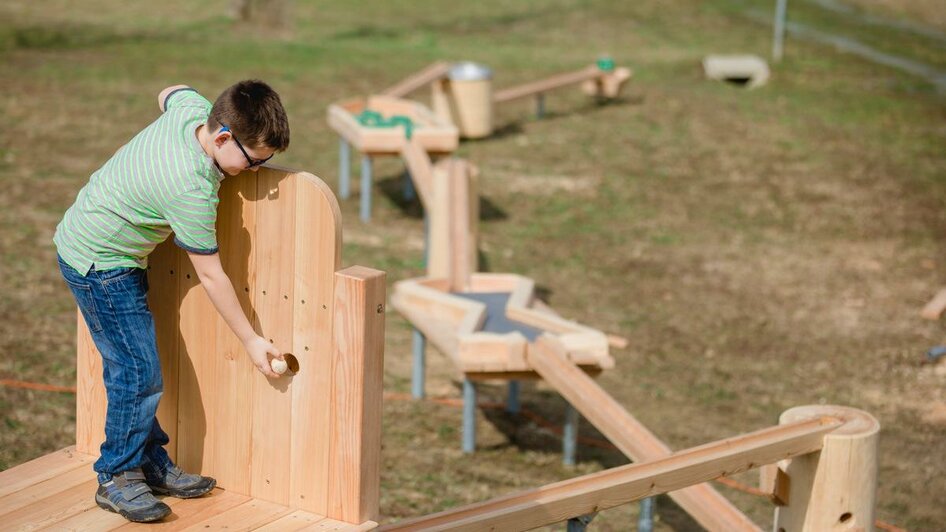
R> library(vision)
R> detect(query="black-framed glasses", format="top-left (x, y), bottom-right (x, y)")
top-left (220, 125), bottom-right (274, 168)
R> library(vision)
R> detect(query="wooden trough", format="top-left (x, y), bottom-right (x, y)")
top-left (327, 95), bottom-right (459, 221)
top-left (0, 166), bottom-right (386, 530)
top-left (391, 273), bottom-right (613, 378)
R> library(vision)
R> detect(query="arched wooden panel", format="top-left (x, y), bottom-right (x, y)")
top-left (75, 166), bottom-right (357, 515)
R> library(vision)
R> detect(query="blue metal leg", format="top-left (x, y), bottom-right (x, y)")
top-left (360, 155), bottom-right (372, 222)
top-left (638, 497), bottom-right (654, 532)
top-left (463, 379), bottom-right (476, 453)
top-left (567, 513), bottom-right (597, 531)
top-left (402, 169), bottom-right (416, 202)
top-left (412, 329), bottom-right (426, 399)
top-left (563, 402), bottom-right (579, 466)
top-left (339, 138), bottom-right (351, 199)
top-left (506, 381), bottom-right (520, 414)
top-left (536, 93), bottom-right (546, 119)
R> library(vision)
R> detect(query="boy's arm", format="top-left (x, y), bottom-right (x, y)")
top-left (158, 85), bottom-right (192, 112)
top-left (186, 251), bottom-right (283, 378)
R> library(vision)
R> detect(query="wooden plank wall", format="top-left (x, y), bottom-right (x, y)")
top-left (74, 167), bottom-right (381, 522)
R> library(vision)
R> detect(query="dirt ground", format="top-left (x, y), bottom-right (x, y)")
top-left (1, 0), bottom-right (944, 530)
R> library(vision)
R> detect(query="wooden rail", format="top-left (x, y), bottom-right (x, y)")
top-left (379, 415), bottom-right (842, 531)
top-left (528, 336), bottom-right (760, 531)
top-left (493, 66), bottom-right (602, 104)
top-left (382, 62), bottom-right (451, 98)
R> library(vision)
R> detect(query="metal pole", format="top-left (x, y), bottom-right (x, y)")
top-left (506, 381), bottom-right (520, 414)
top-left (638, 497), bottom-right (655, 532)
top-left (411, 329), bottom-right (426, 399)
top-left (563, 402), bottom-right (579, 466)
top-left (773, 0), bottom-right (788, 62)
top-left (338, 137), bottom-right (351, 199)
top-left (402, 169), bottom-right (416, 202)
top-left (360, 155), bottom-right (372, 222)
top-left (463, 379), bottom-right (477, 453)
top-left (536, 93), bottom-right (546, 119)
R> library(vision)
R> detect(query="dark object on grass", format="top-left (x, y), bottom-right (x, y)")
top-left (926, 345), bottom-right (946, 362)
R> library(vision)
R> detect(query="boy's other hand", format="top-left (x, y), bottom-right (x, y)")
top-left (245, 335), bottom-right (284, 378)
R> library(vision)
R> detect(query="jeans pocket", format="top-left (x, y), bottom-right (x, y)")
top-left (68, 283), bottom-right (104, 333)
top-left (98, 267), bottom-right (137, 285)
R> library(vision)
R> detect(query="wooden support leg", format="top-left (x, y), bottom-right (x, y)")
top-left (412, 329), bottom-right (426, 399)
top-left (638, 497), bottom-right (655, 532)
top-left (506, 380), bottom-right (520, 414)
top-left (339, 137), bottom-right (351, 199)
top-left (360, 155), bottom-right (373, 222)
top-left (563, 402), bottom-right (579, 466)
top-left (774, 405), bottom-right (880, 532)
top-left (463, 379), bottom-right (477, 453)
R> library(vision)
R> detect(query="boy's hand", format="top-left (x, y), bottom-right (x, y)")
top-left (244, 335), bottom-right (284, 378)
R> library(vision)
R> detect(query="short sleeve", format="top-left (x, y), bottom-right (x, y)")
top-left (164, 88), bottom-right (209, 111)
top-left (165, 188), bottom-right (219, 254)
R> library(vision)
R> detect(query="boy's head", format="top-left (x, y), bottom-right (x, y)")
top-left (208, 80), bottom-right (290, 175)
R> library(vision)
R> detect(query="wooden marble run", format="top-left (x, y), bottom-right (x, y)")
top-left (327, 95), bottom-right (458, 222)
top-left (0, 166), bottom-right (885, 531)
top-left (327, 60), bottom-right (631, 222)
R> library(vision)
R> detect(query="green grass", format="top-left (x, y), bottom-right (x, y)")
top-left (1, 0), bottom-right (945, 530)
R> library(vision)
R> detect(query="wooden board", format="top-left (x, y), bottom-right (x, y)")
top-left (0, 448), bottom-right (377, 531)
top-left (382, 62), bottom-right (451, 98)
top-left (378, 416), bottom-right (840, 531)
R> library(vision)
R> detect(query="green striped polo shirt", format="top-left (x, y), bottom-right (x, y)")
top-left (54, 89), bottom-right (224, 275)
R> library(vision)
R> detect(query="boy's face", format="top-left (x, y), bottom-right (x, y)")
top-left (213, 129), bottom-right (276, 176)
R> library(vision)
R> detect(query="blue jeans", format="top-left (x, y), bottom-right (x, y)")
top-left (58, 255), bottom-right (175, 483)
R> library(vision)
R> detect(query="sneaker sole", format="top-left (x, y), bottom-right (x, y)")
top-left (150, 477), bottom-right (217, 499)
top-left (95, 493), bottom-right (171, 522)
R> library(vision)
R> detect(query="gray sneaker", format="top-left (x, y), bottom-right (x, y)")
top-left (95, 469), bottom-right (171, 523)
top-left (145, 464), bottom-right (216, 499)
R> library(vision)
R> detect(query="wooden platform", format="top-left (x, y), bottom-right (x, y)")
top-left (0, 448), bottom-right (378, 531)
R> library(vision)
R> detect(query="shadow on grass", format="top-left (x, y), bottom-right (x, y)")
top-left (376, 174), bottom-right (508, 222)
top-left (453, 379), bottom-right (705, 531)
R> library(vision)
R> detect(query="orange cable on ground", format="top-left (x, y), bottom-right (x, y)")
top-left (1, 382), bottom-right (908, 530)
top-left (0, 379), bottom-right (76, 393)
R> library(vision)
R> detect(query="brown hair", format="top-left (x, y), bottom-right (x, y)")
top-left (208, 80), bottom-right (290, 151)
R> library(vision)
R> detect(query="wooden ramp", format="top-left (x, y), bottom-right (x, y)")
top-left (527, 336), bottom-right (761, 532)
top-left (6, 166), bottom-right (384, 530)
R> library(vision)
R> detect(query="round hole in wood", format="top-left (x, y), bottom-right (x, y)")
top-left (283, 295), bottom-right (288, 300)
top-left (186, 274), bottom-right (191, 279)
top-left (262, 290), bottom-right (267, 295)
top-left (839, 513), bottom-right (852, 523)
top-left (284, 353), bottom-right (300, 374)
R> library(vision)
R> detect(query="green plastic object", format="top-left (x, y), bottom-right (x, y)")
top-left (596, 56), bottom-right (615, 72)
top-left (356, 109), bottom-right (414, 139)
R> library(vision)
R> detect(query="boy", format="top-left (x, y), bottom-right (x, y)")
top-left (54, 80), bottom-right (290, 522)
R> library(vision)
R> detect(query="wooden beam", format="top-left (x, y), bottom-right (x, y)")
top-left (378, 415), bottom-right (841, 531)
top-left (493, 66), bottom-right (601, 104)
top-left (921, 288), bottom-right (946, 319)
top-left (327, 266), bottom-right (386, 524)
top-left (382, 62), bottom-right (451, 98)
top-left (527, 336), bottom-right (761, 531)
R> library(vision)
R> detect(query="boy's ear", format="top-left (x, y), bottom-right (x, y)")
top-left (213, 130), bottom-right (230, 148)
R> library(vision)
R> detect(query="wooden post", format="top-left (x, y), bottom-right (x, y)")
top-left (327, 266), bottom-right (386, 524)
top-left (774, 405), bottom-right (879, 532)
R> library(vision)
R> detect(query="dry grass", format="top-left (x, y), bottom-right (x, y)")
top-left (1, 0), bottom-right (944, 530)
